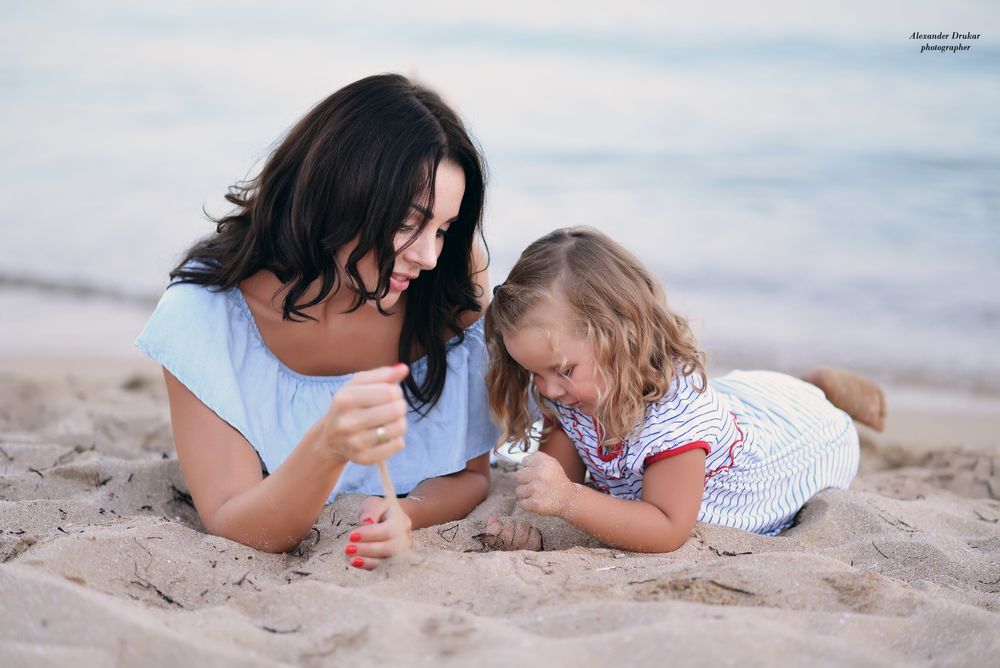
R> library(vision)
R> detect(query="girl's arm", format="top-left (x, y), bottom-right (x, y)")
top-left (516, 449), bottom-right (706, 553)
top-left (538, 421), bottom-right (586, 484)
top-left (163, 364), bottom-right (410, 554)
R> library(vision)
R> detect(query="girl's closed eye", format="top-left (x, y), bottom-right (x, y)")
top-left (559, 366), bottom-right (575, 379)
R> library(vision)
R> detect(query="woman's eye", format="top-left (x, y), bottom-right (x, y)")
top-left (436, 227), bottom-right (451, 239)
top-left (560, 367), bottom-right (574, 378)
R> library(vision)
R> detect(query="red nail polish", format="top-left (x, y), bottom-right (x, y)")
top-left (351, 557), bottom-right (365, 568)
top-left (362, 518), bottom-right (374, 525)
top-left (345, 544), bottom-right (358, 555)
top-left (349, 532), bottom-right (361, 542)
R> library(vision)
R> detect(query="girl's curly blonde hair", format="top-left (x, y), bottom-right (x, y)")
top-left (485, 227), bottom-right (706, 450)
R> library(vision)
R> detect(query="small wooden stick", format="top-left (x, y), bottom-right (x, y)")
top-left (377, 459), bottom-right (409, 556)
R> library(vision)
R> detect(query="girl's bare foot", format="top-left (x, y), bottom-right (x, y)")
top-left (473, 516), bottom-right (543, 551)
top-left (803, 366), bottom-right (887, 432)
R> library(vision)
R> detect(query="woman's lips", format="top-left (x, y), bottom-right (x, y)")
top-left (390, 273), bottom-right (412, 291)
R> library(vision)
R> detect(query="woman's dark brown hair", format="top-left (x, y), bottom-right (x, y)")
top-left (170, 73), bottom-right (488, 412)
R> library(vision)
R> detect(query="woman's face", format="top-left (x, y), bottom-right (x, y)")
top-left (338, 160), bottom-right (466, 310)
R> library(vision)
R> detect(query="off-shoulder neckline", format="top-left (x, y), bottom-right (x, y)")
top-left (227, 286), bottom-right (475, 384)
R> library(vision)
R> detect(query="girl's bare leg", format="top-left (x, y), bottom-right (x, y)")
top-left (803, 366), bottom-right (887, 432)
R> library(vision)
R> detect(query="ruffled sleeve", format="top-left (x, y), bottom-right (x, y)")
top-left (134, 281), bottom-right (266, 456)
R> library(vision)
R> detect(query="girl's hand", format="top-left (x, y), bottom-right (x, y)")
top-left (515, 451), bottom-right (577, 517)
top-left (344, 495), bottom-right (412, 570)
top-left (320, 364), bottom-right (410, 466)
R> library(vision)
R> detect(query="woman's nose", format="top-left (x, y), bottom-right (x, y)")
top-left (404, 228), bottom-right (439, 271)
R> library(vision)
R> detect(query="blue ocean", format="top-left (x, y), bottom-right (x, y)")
top-left (1, 2), bottom-right (998, 391)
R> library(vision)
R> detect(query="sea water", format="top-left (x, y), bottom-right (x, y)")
top-left (1, 1), bottom-right (997, 390)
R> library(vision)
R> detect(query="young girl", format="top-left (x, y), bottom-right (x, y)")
top-left (484, 227), bottom-right (885, 553)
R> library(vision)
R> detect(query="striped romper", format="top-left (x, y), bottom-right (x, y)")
top-left (545, 370), bottom-right (860, 535)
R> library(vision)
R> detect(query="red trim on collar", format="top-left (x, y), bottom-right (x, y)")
top-left (591, 416), bottom-right (624, 462)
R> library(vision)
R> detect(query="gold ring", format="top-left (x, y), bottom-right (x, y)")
top-left (375, 426), bottom-right (387, 444)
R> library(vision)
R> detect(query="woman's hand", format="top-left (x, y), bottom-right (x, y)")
top-left (345, 496), bottom-right (413, 570)
top-left (320, 364), bottom-right (410, 466)
top-left (515, 451), bottom-right (577, 517)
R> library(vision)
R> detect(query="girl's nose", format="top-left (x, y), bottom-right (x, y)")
top-left (535, 375), bottom-right (565, 401)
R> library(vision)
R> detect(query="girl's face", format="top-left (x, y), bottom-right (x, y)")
top-left (501, 303), bottom-right (605, 414)
top-left (337, 160), bottom-right (465, 310)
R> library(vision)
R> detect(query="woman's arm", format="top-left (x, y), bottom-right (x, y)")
top-left (347, 246), bottom-right (496, 567)
top-left (515, 449), bottom-right (706, 553)
top-left (342, 281), bottom-right (498, 569)
top-left (399, 452), bottom-right (491, 528)
top-left (164, 364), bottom-right (410, 553)
top-left (396, 238), bottom-right (492, 526)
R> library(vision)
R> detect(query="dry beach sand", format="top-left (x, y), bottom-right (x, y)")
top-left (2, 296), bottom-right (1000, 666)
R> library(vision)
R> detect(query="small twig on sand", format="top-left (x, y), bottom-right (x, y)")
top-left (169, 484), bottom-right (195, 509)
top-left (709, 546), bottom-right (752, 557)
top-left (131, 577), bottom-right (183, 608)
top-left (706, 579), bottom-right (756, 596)
top-left (974, 509), bottom-right (999, 523)
top-left (263, 625), bottom-right (301, 634)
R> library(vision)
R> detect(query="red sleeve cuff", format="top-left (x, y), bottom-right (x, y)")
top-left (643, 441), bottom-right (710, 468)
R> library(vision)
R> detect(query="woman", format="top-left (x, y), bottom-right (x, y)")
top-left (136, 74), bottom-right (496, 569)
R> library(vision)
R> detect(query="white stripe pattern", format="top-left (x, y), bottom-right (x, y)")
top-left (547, 370), bottom-right (859, 535)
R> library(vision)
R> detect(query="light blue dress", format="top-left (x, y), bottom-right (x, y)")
top-left (134, 281), bottom-right (498, 501)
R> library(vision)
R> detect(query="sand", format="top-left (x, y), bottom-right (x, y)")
top-left (2, 354), bottom-right (999, 667)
